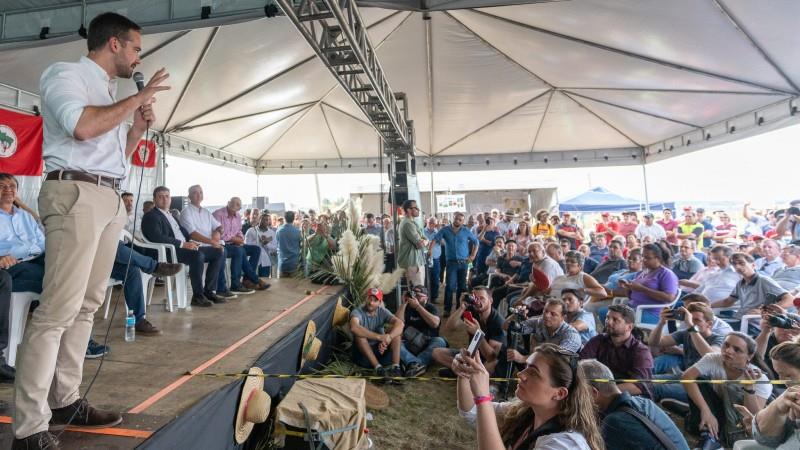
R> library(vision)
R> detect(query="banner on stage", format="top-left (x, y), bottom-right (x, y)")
top-left (0, 108), bottom-right (43, 176)
top-left (436, 194), bottom-right (466, 213)
top-left (132, 139), bottom-right (157, 168)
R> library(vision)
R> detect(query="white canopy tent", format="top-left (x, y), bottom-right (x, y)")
top-left (0, 0), bottom-right (798, 175)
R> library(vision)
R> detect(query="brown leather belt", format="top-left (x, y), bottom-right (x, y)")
top-left (46, 170), bottom-right (121, 190)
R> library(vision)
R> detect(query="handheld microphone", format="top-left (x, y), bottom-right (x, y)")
top-left (133, 72), bottom-right (145, 92)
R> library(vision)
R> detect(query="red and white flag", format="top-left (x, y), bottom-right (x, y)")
top-left (132, 139), bottom-right (157, 168)
top-left (0, 108), bottom-right (43, 176)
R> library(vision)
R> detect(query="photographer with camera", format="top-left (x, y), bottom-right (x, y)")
top-left (505, 299), bottom-right (582, 367)
top-left (432, 287), bottom-right (506, 376)
top-left (396, 285), bottom-right (446, 371)
top-left (775, 201), bottom-right (800, 242)
top-left (755, 304), bottom-right (800, 387)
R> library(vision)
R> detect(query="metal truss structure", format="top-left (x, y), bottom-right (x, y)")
top-left (275, 0), bottom-right (412, 149)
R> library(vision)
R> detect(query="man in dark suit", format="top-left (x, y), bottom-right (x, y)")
top-left (141, 186), bottom-right (225, 307)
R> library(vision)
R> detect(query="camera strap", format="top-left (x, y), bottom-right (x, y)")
top-left (617, 406), bottom-right (679, 450)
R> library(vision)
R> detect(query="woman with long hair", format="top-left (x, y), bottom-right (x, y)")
top-left (516, 221), bottom-right (532, 257)
top-left (455, 344), bottom-right (604, 450)
top-left (682, 332), bottom-right (773, 448)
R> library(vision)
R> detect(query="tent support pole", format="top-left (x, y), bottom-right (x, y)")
top-left (314, 173), bottom-right (322, 212)
top-left (641, 163), bottom-right (651, 213)
top-left (430, 159), bottom-right (436, 217)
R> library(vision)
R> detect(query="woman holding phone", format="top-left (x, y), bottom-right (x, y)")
top-left (454, 343), bottom-right (603, 450)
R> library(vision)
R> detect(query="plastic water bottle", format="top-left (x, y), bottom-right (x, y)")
top-left (125, 310), bottom-right (136, 342)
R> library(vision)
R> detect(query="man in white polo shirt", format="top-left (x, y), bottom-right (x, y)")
top-left (13, 12), bottom-right (170, 449)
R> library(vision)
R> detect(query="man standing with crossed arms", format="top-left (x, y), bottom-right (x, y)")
top-left (13, 13), bottom-right (170, 449)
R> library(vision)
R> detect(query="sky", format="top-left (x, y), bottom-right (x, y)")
top-left (164, 122), bottom-right (800, 210)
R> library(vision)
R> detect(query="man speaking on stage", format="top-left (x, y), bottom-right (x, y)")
top-left (12, 12), bottom-right (170, 449)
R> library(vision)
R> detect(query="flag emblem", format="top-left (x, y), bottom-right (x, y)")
top-left (0, 125), bottom-right (17, 158)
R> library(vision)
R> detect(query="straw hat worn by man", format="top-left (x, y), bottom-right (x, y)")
top-left (13, 12), bottom-right (170, 449)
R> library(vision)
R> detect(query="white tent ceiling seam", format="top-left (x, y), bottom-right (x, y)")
top-left (0, 0), bottom-right (799, 172)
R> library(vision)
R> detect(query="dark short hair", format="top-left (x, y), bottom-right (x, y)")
top-left (401, 199), bottom-right (416, 212)
top-left (285, 211), bottom-right (295, 223)
top-left (561, 288), bottom-right (583, 302)
top-left (681, 293), bottom-right (710, 305)
top-left (87, 12), bottom-right (141, 52)
top-left (153, 186), bottom-right (170, 197)
top-left (710, 244), bottom-right (733, 257)
top-left (365, 213), bottom-right (375, 220)
top-left (121, 192), bottom-right (134, 199)
top-left (607, 304), bottom-right (635, 324)
top-left (731, 252), bottom-right (755, 264)
top-left (544, 298), bottom-right (567, 315)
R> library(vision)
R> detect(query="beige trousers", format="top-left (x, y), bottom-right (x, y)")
top-left (13, 180), bottom-right (125, 438)
top-left (406, 265), bottom-right (425, 287)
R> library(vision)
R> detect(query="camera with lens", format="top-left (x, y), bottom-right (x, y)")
top-left (464, 294), bottom-right (479, 314)
top-left (768, 314), bottom-right (797, 329)
top-left (788, 206), bottom-right (800, 216)
top-left (665, 308), bottom-right (685, 321)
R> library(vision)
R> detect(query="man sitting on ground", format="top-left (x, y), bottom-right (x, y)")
top-left (143, 186), bottom-right (227, 307)
top-left (579, 304), bottom-right (654, 397)
top-left (581, 359), bottom-right (690, 450)
top-left (562, 288), bottom-right (597, 345)
top-left (179, 185), bottom-right (240, 299)
top-left (590, 239), bottom-right (627, 284)
top-left (396, 286), bottom-right (446, 370)
top-left (506, 298), bottom-right (582, 366)
top-left (213, 197), bottom-right (268, 293)
top-left (432, 287), bottom-right (505, 375)
top-left (773, 243), bottom-right (800, 295)
top-left (672, 239), bottom-right (704, 280)
top-left (350, 288), bottom-right (423, 380)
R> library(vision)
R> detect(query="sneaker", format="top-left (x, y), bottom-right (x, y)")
top-left (659, 398), bottom-right (690, 416)
top-left (152, 262), bottom-right (183, 277)
top-left (86, 339), bottom-right (109, 359)
top-left (11, 431), bottom-right (60, 450)
top-left (230, 285), bottom-right (256, 295)
top-left (215, 290), bottom-right (238, 299)
top-left (438, 367), bottom-right (456, 378)
top-left (134, 319), bottom-right (161, 336)
top-left (0, 361), bottom-right (15, 382)
top-left (389, 365), bottom-right (404, 385)
top-left (204, 291), bottom-right (227, 304)
top-left (49, 398), bottom-right (122, 430)
top-left (373, 365), bottom-right (387, 384)
top-left (242, 279), bottom-right (265, 291)
top-left (697, 430), bottom-right (723, 450)
top-left (404, 363), bottom-right (426, 378)
top-left (190, 295), bottom-right (213, 307)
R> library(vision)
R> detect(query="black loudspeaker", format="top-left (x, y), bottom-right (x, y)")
top-left (170, 196), bottom-right (188, 212)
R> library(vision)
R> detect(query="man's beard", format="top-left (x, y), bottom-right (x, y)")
top-left (116, 60), bottom-right (134, 79)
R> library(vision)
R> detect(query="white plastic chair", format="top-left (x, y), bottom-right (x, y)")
top-left (739, 314), bottom-right (761, 334)
top-left (632, 290), bottom-right (682, 331)
top-left (7, 291), bottom-right (39, 367)
top-left (135, 231), bottom-right (188, 310)
top-left (102, 278), bottom-right (125, 319)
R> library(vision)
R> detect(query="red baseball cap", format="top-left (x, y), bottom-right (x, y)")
top-left (365, 288), bottom-right (383, 302)
top-left (601, 212), bottom-right (610, 217)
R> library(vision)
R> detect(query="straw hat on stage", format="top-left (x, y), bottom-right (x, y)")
top-left (235, 367), bottom-right (271, 444)
top-left (332, 297), bottom-right (350, 327)
top-left (300, 321), bottom-right (322, 370)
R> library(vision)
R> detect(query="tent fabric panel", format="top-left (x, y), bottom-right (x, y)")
top-left (375, 13), bottom-right (431, 154)
top-left (438, 92), bottom-right (549, 156)
top-left (172, 104), bottom-right (309, 149)
top-left (264, 105), bottom-right (341, 159)
top-left (450, 9), bottom-right (771, 93)
top-left (430, 11), bottom-right (550, 152)
top-left (322, 103), bottom-right (381, 158)
top-left (323, 87), bottom-right (370, 123)
top-left (482, 0), bottom-right (794, 92)
top-left (224, 108), bottom-right (310, 158)
top-left (567, 89), bottom-right (789, 129)
top-left (720, 0), bottom-right (800, 92)
top-left (533, 92), bottom-right (636, 151)
top-left (167, 17), bottom-right (317, 128)
top-left (559, 187), bottom-right (675, 213)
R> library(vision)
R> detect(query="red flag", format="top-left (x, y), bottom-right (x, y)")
top-left (0, 108), bottom-right (43, 176)
top-left (132, 139), bottom-right (157, 168)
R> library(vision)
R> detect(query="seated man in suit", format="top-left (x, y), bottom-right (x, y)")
top-left (142, 186), bottom-right (226, 307)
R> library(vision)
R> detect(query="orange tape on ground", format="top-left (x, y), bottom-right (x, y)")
top-left (0, 416), bottom-right (152, 439)
top-left (127, 286), bottom-right (329, 414)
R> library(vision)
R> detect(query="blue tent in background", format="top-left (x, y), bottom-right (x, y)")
top-left (559, 187), bottom-right (675, 213)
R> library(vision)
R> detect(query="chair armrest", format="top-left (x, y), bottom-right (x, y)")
top-left (133, 239), bottom-right (168, 262)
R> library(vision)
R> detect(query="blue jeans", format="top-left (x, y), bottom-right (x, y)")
top-left (218, 243), bottom-right (262, 291)
top-left (444, 260), bottom-right (468, 312)
top-left (427, 258), bottom-right (440, 301)
top-left (258, 266), bottom-right (271, 277)
top-left (352, 341), bottom-right (420, 368)
top-left (112, 242), bottom-right (158, 323)
top-left (5, 254), bottom-right (45, 293)
top-left (651, 373), bottom-right (689, 403)
top-left (654, 354), bottom-right (684, 375)
top-left (414, 336), bottom-right (447, 366)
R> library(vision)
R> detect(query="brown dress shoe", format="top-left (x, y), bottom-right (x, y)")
top-left (257, 280), bottom-right (271, 290)
top-left (242, 278), bottom-right (260, 290)
top-left (12, 431), bottom-right (60, 450)
top-left (152, 262), bottom-right (183, 277)
top-left (49, 398), bottom-right (122, 430)
top-left (135, 319), bottom-right (161, 336)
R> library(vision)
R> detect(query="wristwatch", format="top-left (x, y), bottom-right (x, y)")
top-left (687, 325), bottom-right (700, 333)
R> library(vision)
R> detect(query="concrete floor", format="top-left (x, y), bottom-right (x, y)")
top-left (0, 278), bottom-right (336, 449)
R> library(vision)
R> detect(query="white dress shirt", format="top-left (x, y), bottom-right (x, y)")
top-left (40, 56), bottom-right (129, 178)
top-left (159, 208), bottom-right (185, 244)
top-left (245, 226), bottom-right (275, 267)
top-left (179, 204), bottom-right (220, 246)
top-left (696, 265), bottom-right (741, 302)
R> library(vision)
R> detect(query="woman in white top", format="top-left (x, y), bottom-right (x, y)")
top-left (245, 213), bottom-right (276, 277)
top-left (454, 343), bottom-right (604, 450)
top-left (548, 251), bottom-right (605, 301)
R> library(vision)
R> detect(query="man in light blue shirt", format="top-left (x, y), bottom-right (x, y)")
top-left (276, 210), bottom-right (302, 276)
top-left (429, 212), bottom-right (478, 315)
top-left (0, 174), bottom-right (46, 295)
top-left (424, 217), bottom-right (441, 302)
